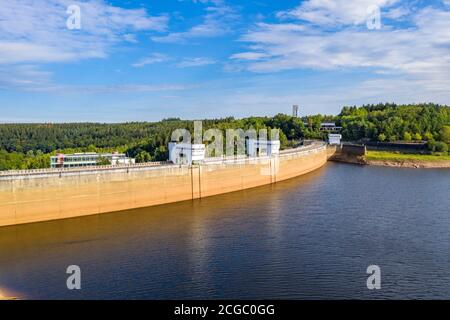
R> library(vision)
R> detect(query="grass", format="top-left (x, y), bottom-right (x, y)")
top-left (366, 151), bottom-right (450, 162)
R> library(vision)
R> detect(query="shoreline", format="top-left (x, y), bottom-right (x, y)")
top-left (365, 159), bottom-right (450, 168)
top-left (328, 148), bottom-right (450, 168)
top-left (364, 150), bottom-right (450, 168)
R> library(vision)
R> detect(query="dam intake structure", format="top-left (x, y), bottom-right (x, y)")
top-left (0, 141), bottom-right (327, 227)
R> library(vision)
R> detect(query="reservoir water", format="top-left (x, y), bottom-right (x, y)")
top-left (0, 162), bottom-right (449, 299)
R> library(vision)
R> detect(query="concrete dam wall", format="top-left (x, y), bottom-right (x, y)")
top-left (327, 144), bottom-right (367, 164)
top-left (0, 142), bottom-right (327, 227)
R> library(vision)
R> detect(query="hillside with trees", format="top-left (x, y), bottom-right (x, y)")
top-left (338, 103), bottom-right (450, 153)
top-left (0, 115), bottom-right (324, 170)
top-left (0, 103), bottom-right (449, 170)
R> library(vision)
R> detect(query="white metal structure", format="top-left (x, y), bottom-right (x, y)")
top-left (50, 152), bottom-right (135, 168)
top-left (168, 143), bottom-right (206, 165)
top-left (246, 139), bottom-right (280, 157)
top-left (292, 105), bottom-right (299, 117)
top-left (328, 134), bottom-right (342, 145)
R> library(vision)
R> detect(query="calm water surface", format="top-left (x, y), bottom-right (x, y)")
top-left (0, 163), bottom-right (450, 299)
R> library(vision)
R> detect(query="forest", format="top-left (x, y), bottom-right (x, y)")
top-left (0, 103), bottom-right (449, 170)
top-left (338, 103), bottom-right (450, 153)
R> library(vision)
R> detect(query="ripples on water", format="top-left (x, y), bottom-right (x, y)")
top-left (0, 163), bottom-right (449, 299)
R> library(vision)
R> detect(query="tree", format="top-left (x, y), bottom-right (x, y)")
top-left (136, 151), bottom-right (152, 163)
top-left (441, 126), bottom-right (450, 144)
top-left (96, 156), bottom-right (111, 166)
top-left (279, 131), bottom-right (289, 149)
top-left (427, 140), bottom-right (436, 152)
top-left (153, 146), bottom-right (167, 161)
top-left (337, 103), bottom-right (449, 143)
top-left (388, 135), bottom-right (397, 142)
top-left (0, 103), bottom-right (449, 170)
top-left (377, 133), bottom-right (386, 142)
top-left (424, 131), bottom-right (434, 141)
top-left (434, 141), bottom-right (448, 154)
top-left (414, 133), bottom-right (422, 141)
top-left (403, 132), bottom-right (412, 141)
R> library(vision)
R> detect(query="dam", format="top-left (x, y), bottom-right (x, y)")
top-left (0, 141), bottom-right (327, 227)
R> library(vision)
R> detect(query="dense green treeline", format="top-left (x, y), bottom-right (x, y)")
top-left (0, 115), bottom-right (325, 170)
top-left (339, 103), bottom-right (449, 142)
top-left (338, 103), bottom-right (450, 153)
top-left (0, 122), bottom-right (159, 153)
top-left (0, 146), bottom-right (129, 171)
top-left (0, 103), bottom-right (449, 170)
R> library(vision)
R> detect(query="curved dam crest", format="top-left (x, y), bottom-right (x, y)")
top-left (0, 142), bottom-right (328, 227)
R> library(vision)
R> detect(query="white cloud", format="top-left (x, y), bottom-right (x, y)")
top-left (0, 62), bottom-right (193, 94)
top-left (132, 53), bottom-right (170, 67)
top-left (152, 3), bottom-right (238, 43)
top-left (79, 84), bottom-right (195, 94)
top-left (0, 0), bottom-right (168, 64)
top-left (0, 73), bottom-right (195, 93)
top-left (189, 0), bottom-right (223, 4)
top-left (229, 4), bottom-right (450, 108)
top-left (123, 34), bottom-right (138, 43)
top-left (230, 52), bottom-right (271, 61)
top-left (384, 6), bottom-right (411, 19)
top-left (0, 65), bottom-right (53, 90)
top-left (0, 0), bottom-right (169, 92)
top-left (277, 0), bottom-right (399, 26)
top-left (233, 7), bottom-right (450, 76)
top-left (176, 57), bottom-right (216, 68)
top-left (0, 42), bottom-right (82, 64)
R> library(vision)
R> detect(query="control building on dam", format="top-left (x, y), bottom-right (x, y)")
top-left (0, 141), bottom-right (328, 227)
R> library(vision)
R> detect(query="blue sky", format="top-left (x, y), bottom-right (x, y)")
top-left (1, 0), bottom-right (450, 122)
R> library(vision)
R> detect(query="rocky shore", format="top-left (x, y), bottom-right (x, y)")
top-left (365, 159), bottom-right (450, 169)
